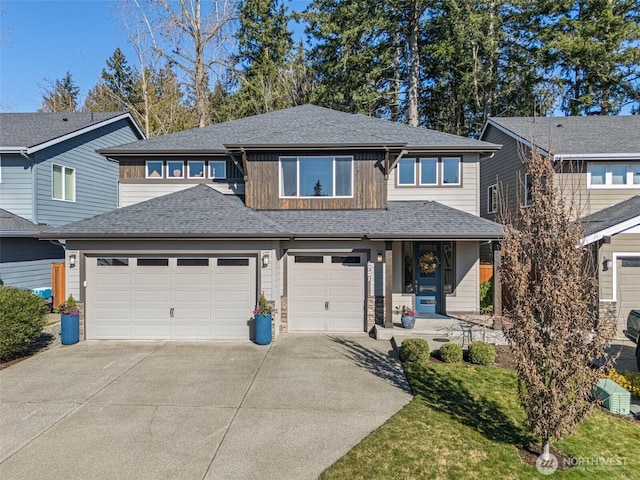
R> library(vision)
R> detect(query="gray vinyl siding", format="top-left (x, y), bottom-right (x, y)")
top-left (479, 125), bottom-right (526, 221)
top-left (0, 237), bottom-right (64, 263)
top-left (0, 154), bottom-right (34, 220)
top-left (0, 258), bottom-right (61, 290)
top-left (34, 119), bottom-right (139, 226)
top-left (598, 233), bottom-right (640, 300)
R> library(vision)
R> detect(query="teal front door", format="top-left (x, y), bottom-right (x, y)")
top-left (415, 242), bottom-right (442, 314)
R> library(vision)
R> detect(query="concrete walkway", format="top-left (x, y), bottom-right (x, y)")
top-left (0, 335), bottom-right (411, 480)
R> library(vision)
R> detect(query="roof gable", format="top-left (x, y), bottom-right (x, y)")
top-left (100, 104), bottom-right (500, 154)
top-left (581, 196), bottom-right (640, 245)
top-left (483, 116), bottom-right (640, 156)
top-left (0, 112), bottom-right (143, 153)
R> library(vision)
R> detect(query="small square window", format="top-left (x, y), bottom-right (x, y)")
top-left (589, 165), bottom-right (606, 185)
top-left (146, 161), bottom-right (164, 178)
top-left (209, 161), bottom-right (227, 179)
top-left (188, 161), bottom-right (205, 178)
top-left (167, 161), bottom-right (184, 178)
top-left (419, 158), bottom-right (437, 185)
top-left (442, 158), bottom-right (460, 185)
top-left (398, 158), bottom-right (416, 185)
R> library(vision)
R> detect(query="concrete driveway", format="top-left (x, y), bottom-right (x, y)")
top-left (0, 334), bottom-right (411, 480)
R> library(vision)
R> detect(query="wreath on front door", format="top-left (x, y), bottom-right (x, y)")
top-left (419, 251), bottom-right (439, 274)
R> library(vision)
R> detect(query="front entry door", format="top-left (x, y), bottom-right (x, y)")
top-left (415, 242), bottom-right (442, 314)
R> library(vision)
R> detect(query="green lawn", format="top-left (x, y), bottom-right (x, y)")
top-left (320, 362), bottom-right (640, 480)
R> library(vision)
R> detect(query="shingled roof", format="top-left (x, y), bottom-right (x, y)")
top-left (0, 209), bottom-right (51, 236)
top-left (485, 116), bottom-right (640, 156)
top-left (99, 104), bottom-right (500, 155)
top-left (40, 185), bottom-right (503, 240)
top-left (581, 196), bottom-right (640, 244)
top-left (0, 112), bottom-right (141, 153)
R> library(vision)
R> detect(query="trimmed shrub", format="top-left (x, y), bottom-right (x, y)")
top-left (0, 286), bottom-right (48, 361)
top-left (439, 343), bottom-right (463, 363)
top-left (468, 341), bottom-right (496, 366)
top-left (399, 338), bottom-right (430, 364)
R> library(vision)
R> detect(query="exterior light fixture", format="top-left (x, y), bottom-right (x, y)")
top-left (262, 252), bottom-right (270, 268)
top-left (377, 251), bottom-right (384, 263)
top-left (602, 258), bottom-right (612, 271)
top-left (69, 253), bottom-right (77, 268)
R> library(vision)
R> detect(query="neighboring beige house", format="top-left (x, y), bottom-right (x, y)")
top-left (41, 105), bottom-right (503, 341)
top-left (479, 116), bottom-right (640, 337)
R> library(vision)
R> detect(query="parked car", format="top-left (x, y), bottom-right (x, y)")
top-left (625, 309), bottom-right (640, 371)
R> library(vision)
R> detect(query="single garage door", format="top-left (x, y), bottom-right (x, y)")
top-left (86, 256), bottom-right (256, 339)
top-left (618, 256), bottom-right (640, 332)
top-left (288, 253), bottom-right (365, 332)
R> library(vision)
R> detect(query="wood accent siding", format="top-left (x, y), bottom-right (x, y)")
top-left (119, 157), bottom-right (243, 180)
top-left (245, 152), bottom-right (386, 210)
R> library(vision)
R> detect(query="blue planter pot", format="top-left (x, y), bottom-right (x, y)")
top-left (61, 314), bottom-right (80, 345)
top-left (401, 315), bottom-right (416, 329)
top-left (255, 314), bottom-right (272, 345)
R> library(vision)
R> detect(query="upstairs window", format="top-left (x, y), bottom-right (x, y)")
top-left (167, 161), bottom-right (184, 178)
top-left (419, 158), bottom-right (437, 185)
top-left (442, 157), bottom-right (461, 185)
top-left (487, 184), bottom-right (498, 214)
top-left (588, 163), bottom-right (640, 188)
top-left (396, 157), bottom-right (461, 187)
top-left (52, 164), bottom-right (75, 201)
top-left (398, 158), bottom-right (416, 185)
top-left (209, 161), bottom-right (227, 179)
top-left (146, 161), bottom-right (163, 178)
top-left (280, 156), bottom-right (353, 198)
top-left (188, 161), bottom-right (205, 178)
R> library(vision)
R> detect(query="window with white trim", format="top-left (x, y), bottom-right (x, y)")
top-left (167, 161), bottom-right (184, 178)
top-left (280, 156), bottom-right (353, 197)
top-left (188, 161), bottom-right (205, 178)
top-left (396, 157), bottom-right (462, 187)
top-left (146, 161), bottom-right (163, 178)
top-left (487, 184), bottom-right (498, 214)
top-left (442, 157), bottom-right (461, 185)
top-left (52, 164), bottom-right (75, 201)
top-left (419, 158), bottom-right (438, 185)
top-left (524, 174), bottom-right (533, 205)
top-left (209, 161), bottom-right (226, 179)
top-left (398, 158), bottom-right (416, 185)
top-left (588, 163), bottom-right (640, 188)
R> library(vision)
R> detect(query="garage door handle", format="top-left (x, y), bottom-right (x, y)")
top-left (325, 302), bottom-right (329, 311)
top-left (170, 308), bottom-right (174, 318)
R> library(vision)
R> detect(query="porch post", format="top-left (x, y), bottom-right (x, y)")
top-left (385, 241), bottom-right (394, 328)
top-left (493, 241), bottom-right (502, 316)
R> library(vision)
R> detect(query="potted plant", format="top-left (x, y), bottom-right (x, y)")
top-left (395, 305), bottom-right (416, 329)
top-left (253, 292), bottom-right (276, 345)
top-left (55, 294), bottom-right (80, 345)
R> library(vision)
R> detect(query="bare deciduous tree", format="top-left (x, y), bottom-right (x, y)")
top-left (499, 146), bottom-right (616, 463)
top-left (127, 0), bottom-right (237, 128)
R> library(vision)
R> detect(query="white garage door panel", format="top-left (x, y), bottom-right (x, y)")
top-left (289, 254), bottom-right (365, 332)
top-left (87, 256), bottom-right (256, 340)
top-left (618, 258), bottom-right (640, 329)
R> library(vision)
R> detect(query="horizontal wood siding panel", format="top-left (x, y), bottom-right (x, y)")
top-left (447, 241), bottom-right (479, 312)
top-left (480, 125), bottom-right (526, 221)
top-left (34, 119), bottom-right (139, 226)
top-left (598, 234), bottom-right (640, 299)
top-left (0, 238), bottom-right (64, 263)
top-left (119, 157), bottom-right (243, 180)
top-left (0, 258), bottom-right (58, 290)
top-left (118, 183), bottom-right (245, 207)
top-left (0, 154), bottom-right (34, 220)
top-left (387, 154), bottom-right (479, 215)
top-left (245, 152), bottom-right (385, 210)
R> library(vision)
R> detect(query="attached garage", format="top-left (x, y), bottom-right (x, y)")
top-left (618, 256), bottom-right (640, 329)
top-left (288, 253), bottom-right (366, 332)
top-left (86, 256), bottom-right (256, 339)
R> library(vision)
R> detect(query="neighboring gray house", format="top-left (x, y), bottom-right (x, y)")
top-left (42, 105), bottom-right (503, 341)
top-left (0, 112), bottom-right (143, 291)
top-left (479, 116), bottom-right (640, 337)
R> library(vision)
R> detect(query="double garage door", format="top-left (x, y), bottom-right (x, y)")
top-left (288, 253), bottom-right (366, 332)
top-left (86, 256), bottom-right (256, 340)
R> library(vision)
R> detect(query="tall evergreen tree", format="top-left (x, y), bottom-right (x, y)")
top-left (84, 48), bottom-right (140, 113)
top-left (232, 0), bottom-right (295, 116)
top-left (39, 71), bottom-right (80, 112)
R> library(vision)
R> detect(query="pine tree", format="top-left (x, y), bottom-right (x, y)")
top-left (84, 48), bottom-right (139, 113)
top-left (39, 71), bottom-right (80, 113)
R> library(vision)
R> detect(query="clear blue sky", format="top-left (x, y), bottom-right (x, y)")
top-left (0, 0), bottom-right (310, 113)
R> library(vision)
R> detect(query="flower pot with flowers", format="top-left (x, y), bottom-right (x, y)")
top-left (55, 295), bottom-right (80, 345)
top-left (253, 292), bottom-right (276, 345)
top-left (395, 305), bottom-right (417, 329)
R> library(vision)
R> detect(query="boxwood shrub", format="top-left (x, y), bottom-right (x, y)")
top-left (399, 338), bottom-right (430, 364)
top-left (439, 343), bottom-right (463, 363)
top-left (0, 286), bottom-right (48, 361)
top-left (468, 341), bottom-right (496, 366)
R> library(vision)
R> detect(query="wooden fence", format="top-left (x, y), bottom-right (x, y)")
top-left (51, 262), bottom-right (65, 309)
top-left (479, 263), bottom-right (493, 283)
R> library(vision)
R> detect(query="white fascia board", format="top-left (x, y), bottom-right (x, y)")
top-left (554, 153), bottom-right (640, 162)
top-left (0, 147), bottom-right (28, 154)
top-left (26, 113), bottom-right (144, 154)
top-left (581, 215), bottom-right (640, 246)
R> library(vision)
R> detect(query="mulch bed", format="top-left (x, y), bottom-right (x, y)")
top-left (517, 443), bottom-right (573, 471)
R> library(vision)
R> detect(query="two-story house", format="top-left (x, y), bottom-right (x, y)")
top-left (479, 116), bottom-right (640, 337)
top-left (41, 105), bottom-right (503, 341)
top-left (0, 112), bottom-right (144, 292)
